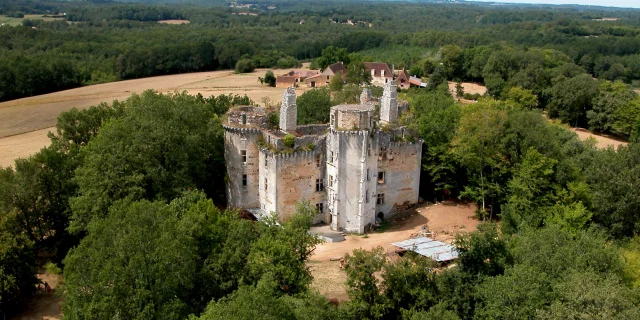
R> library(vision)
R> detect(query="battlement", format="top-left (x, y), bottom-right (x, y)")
top-left (225, 105), bottom-right (268, 128)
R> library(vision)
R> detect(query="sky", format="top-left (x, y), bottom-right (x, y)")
top-left (469, 0), bottom-right (640, 9)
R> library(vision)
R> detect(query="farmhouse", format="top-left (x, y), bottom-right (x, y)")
top-left (276, 70), bottom-right (319, 88)
top-left (223, 80), bottom-right (422, 233)
top-left (304, 62), bottom-right (346, 88)
top-left (364, 62), bottom-right (393, 86)
top-left (395, 68), bottom-right (411, 90)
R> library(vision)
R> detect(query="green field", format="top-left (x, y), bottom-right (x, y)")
top-left (0, 14), bottom-right (64, 26)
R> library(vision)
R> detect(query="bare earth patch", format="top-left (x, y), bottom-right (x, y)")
top-left (309, 200), bottom-right (478, 301)
top-left (0, 67), bottom-right (312, 167)
top-left (573, 128), bottom-right (628, 150)
top-left (448, 81), bottom-right (487, 96)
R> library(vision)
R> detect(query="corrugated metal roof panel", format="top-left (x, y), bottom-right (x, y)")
top-left (392, 237), bottom-right (459, 262)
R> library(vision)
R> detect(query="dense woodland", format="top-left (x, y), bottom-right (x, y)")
top-left (2, 0), bottom-right (640, 319)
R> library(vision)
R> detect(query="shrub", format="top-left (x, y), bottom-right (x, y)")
top-left (264, 70), bottom-right (276, 87)
top-left (235, 59), bottom-right (255, 73)
top-left (283, 134), bottom-right (295, 148)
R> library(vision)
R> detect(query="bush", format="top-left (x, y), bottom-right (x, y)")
top-left (283, 134), bottom-right (295, 148)
top-left (44, 261), bottom-right (62, 275)
top-left (235, 59), bottom-right (255, 74)
top-left (264, 70), bottom-right (276, 87)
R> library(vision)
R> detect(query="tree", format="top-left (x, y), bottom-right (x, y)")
top-left (585, 144), bottom-right (640, 238)
top-left (0, 232), bottom-right (38, 315)
top-left (614, 95), bottom-right (640, 135)
top-left (409, 65), bottom-right (424, 78)
top-left (264, 70), bottom-right (276, 87)
top-left (0, 144), bottom-right (78, 261)
top-left (246, 202), bottom-right (321, 295)
top-left (342, 248), bottom-right (387, 319)
top-left (452, 100), bottom-right (509, 214)
top-left (235, 59), bottom-right (255, 73)
top-left (315, 46), bottom-right (350, 71)
top-left (588, 81), bottom-right (634, 133)
top-left (501, 148), bottom-right (558, 233)
top-left (454, 223), bottom-right (511, 277)
top-left (69, 91), bottom-right (225, 232)
top-left (505, 87), bottom-right (538, 109)
top-left (345, 61), bottom-right (372, 85)
top-left (455, 82), bottom-right (464, 98)
top-left (62, 199), bottom-right (200, 320)
top-left (474, 265), bottom-right (554, 320)
top-left (547, 74), bottom-right (599, 127)
top-left (426, 67), bottom-right (446, 91)
top-left (297, 88), bottom-right (332, 124)
top-left (198, 275), bottom-right (341, 320)
top-left (329, 73), bottom-right (343, 92)
top-left (537, 271), bottom-right (640, 320)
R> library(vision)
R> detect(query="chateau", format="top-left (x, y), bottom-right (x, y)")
top-left (223, 81), bottom-right (422, 233)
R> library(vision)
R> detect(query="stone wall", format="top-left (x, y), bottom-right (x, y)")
top-left (375, 135), bottom-right (422, 219)
top-left (334, 109), bottom-right (374, 131)
top-left (270, 149), bottom-right (327, 222)
top-left (226, 106), bottom-right (267, 128)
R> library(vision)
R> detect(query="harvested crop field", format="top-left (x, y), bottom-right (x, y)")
top-left (309, 200), bottom-right (478, 301)
top-left (158, 19), bottom-right (190, 24)
top-left (0, 67), bottom-right (311, 167)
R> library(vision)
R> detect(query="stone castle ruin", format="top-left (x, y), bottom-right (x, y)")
top-left (223, 80), bottom-right (422, 233)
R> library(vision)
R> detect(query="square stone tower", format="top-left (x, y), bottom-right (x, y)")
top-left (279, 87), bottom-right (297, 131)
top-left (380, 80), bottom-right (398, 124)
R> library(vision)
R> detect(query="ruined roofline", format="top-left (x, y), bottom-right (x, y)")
top-left (222, 125), bottom-right (263, 133)
top-left (260, 148), bottom-right (319, 159)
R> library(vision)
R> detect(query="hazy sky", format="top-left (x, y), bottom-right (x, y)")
top-left (469, 0), bottom-right (640, 9)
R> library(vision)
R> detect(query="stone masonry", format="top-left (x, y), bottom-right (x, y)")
top-left (223, 82), bottom-right (422, 233)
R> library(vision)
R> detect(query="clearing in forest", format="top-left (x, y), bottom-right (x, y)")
top-left (309, 200), bottom-right (478, 301)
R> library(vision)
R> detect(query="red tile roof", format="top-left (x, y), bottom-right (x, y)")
top-left (364, 62), bottom-right (392, 78)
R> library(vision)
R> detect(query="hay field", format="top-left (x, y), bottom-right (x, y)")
top-left (158, 20), bottom-right (190, 24)
top-left (0, 67), bottom-right (310, 167)
top-left (0, 14), bottom-right (64, 26)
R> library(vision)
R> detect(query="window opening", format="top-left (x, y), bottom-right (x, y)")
top-left (378, 171), bottom-right (385, 184)
top-left (377, 193), bottom-right (385, 205)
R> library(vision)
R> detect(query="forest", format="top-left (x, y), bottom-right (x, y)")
top-left (1, 0), bottom-right (640, 319)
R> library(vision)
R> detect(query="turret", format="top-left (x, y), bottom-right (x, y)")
top-left (279, 87), bottom-right (297, 131)
top-left (380, 80), bottom-right (398, 124)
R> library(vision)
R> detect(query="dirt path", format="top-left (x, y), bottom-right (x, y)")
top-left (17, 273), bottom-right (63, 320)
top-left (572, 128), bottom-right (628, 149)
top-left (309, 200), bottom-right (478, 301)
top-left (0, 67), bottom-right (311, 167)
